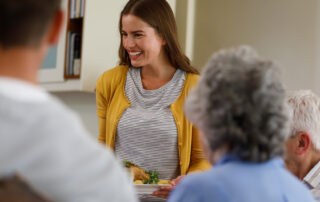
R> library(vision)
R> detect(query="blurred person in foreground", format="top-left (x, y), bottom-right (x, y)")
top-left (168, 46), bottom-right (314, 202)
top-left (285, 90), bottom-right (320, 201)
top-left (0, 0), bottom-right (137, 201)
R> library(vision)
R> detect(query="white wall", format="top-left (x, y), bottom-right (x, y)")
top-left (192, 0), bottom-right (320, 94)
top-left (81, 0), bottom-right (128, 92)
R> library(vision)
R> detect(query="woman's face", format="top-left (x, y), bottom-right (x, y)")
top-left (121, 14), bottom-right (166, 68)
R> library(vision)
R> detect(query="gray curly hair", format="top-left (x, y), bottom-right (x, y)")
top-left (185, 46), bottom-right (289, 162)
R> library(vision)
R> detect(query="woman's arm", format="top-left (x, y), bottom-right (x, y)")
top-left (97, 116), bottom-right (106, 144)
top-left (188, 126), bottom-right (211, 173)
top-left (96, 79), bottom-right (108, 144)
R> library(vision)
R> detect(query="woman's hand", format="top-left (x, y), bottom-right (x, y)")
top-left (151, 175), bottom-right (185, 199)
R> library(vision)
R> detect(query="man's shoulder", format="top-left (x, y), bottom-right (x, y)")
top-left (304, 161), bottom-right (320, 188)
top-left (311, 186), bottom-right (320, 202)
top-left (0, 93), bottom-right (80, 136)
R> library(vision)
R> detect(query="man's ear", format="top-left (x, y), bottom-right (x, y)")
top-left (47, 10), bottom-right (64, 45)
top-left (296, 132), bottom-right (311, 155)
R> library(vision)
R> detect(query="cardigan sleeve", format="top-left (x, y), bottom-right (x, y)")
top-left (95, 65), bottom-right (129, 145)
top-left (183, 73), bottom-right (211, 173)
top-left (187, 126), bottom-right (211, 173)
top-left (96, 75), bottom-right (108, 144)
top-left (96, 93), bottom-right (107, 144)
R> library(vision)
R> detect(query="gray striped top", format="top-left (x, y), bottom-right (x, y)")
top-left (115, 67), bottom-right (185, 201)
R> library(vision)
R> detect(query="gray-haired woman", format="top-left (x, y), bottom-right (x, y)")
top-left (168, 46), bottom-right (314, 202)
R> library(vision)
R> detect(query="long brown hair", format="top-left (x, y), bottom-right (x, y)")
top-left (118, 0), bottom-right (198, 74)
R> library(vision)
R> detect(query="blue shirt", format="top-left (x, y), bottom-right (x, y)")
top-left (168, 155), bottom-right (314, 202)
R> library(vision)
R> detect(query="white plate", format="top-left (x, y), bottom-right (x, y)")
top-left (134, 184), bottom-right (161, 195)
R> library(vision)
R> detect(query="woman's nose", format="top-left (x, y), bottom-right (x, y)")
top-left (123, 36), bottom-right (135, 49)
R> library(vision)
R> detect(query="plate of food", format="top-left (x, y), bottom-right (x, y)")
top-left (134, 178), bottom-right (171, 194)
top-left (134, 184), bottom-right (161, 195)
top-left (123, 160), bottom-right (171, 195)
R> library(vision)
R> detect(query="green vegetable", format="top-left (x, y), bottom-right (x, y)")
top-left (144, 170), bottom-right (159, 184)
top-left (122, 160), bottom-right (136, 168)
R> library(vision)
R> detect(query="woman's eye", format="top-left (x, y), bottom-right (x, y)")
top-left (121, 32), bottom-right (127, 37)
top-left (135, 33), bottom-right (143, 37)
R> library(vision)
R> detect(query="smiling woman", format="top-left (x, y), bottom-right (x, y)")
top-left (95, 0), bottom-right (210, 201)
top-left (121, 14), bottom-right (165, 69)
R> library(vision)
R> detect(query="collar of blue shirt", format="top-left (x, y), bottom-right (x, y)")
top-left (215, 153), bottom-right (285, 168)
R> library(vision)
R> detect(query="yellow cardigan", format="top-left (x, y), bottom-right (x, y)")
top-left (96, 65), bottom-right (210, 175)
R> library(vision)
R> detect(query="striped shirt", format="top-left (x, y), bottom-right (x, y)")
top-left (304, 161), bottom-right (320, 201)
top-left (115, 67), bottom-right (185, 201)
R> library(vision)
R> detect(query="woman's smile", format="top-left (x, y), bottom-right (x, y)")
top-left (128, 51), bottom-right (143, 61)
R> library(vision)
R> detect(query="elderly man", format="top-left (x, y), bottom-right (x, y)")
top-left (0, 0), bottom-right (136, 201)
top-left (168, 46), bottom-right (314, 202)
top-left (285, 90), bottom-right (320, 201)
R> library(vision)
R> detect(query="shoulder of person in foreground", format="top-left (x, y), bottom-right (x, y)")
top-left (2, 94), bottom-right (138, 202)
top-left (279, 167), bottom-right (315, 202)
top-left (168, 170), bottom-right (231, 202)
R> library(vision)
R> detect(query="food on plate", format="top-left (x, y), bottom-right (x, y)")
top-left (123, 160), bottom-right (150, 181)
top-left (144, 170), bottom-right (159, 184)
top-left (134, 180), bottom-right (143, 184)
top-left (158, 180), bottom-right (171, 185)
top-left (123, 160), bottom-right (171, 184)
